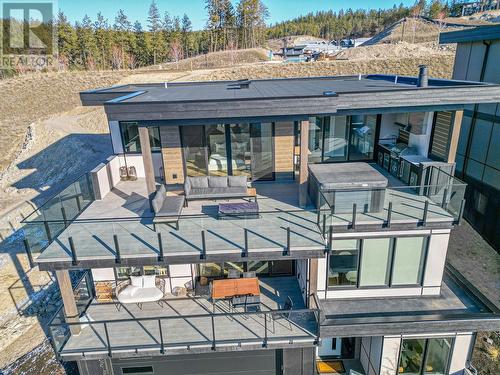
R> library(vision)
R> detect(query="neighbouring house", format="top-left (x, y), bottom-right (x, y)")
top-left (440, 24), bottom-right (500, 251)
top-left (23, 70), bottom-right (500, 375)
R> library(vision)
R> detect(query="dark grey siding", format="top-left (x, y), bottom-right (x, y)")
top-left (111, 350), bottom-right (277, 375)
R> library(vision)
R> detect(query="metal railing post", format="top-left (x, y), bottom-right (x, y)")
top-left (243, 228), bottom-right (248, 257)
top-left (103, 322), bottom-right (112, 357)
top-left (457, 199), bottom-right (466, 225)
top-left (157, 232), bottom-right (164, 262)
top-left (441, 188), bottom-right (449, 209)
top-left (316, 208), bottom-right (321, 225)
top-left (158, 319), bottom-right (165, 354)
top-left (322, 214), bottom-right (327, 237)
top-left (386, 202), bottom-right (392, 228)
top-left (23, 239), bottom-right (34, 268)
top-left (211, 315), bottom-right (216, 350)
top-left (327, 225), bottom-right (333, 254)
top-left (43, 221), bottom-right (53, 243)
top-left (422, 201), bottom-right (429, 227)
top-left (285, 227), bottom-right (290, 256)
top-left (201, 230), bottom-right (206, 260)
top-left (263, 312), bottom-right (268, 347)
top-left (61, 207), bottom-right (68, 228)
top-left (69, 236), bottom-right (78, 266)
top-left (351, 204), bottom-right (357, 230)
top-left (75, 195), bottom-right (82, 212)
top-left (113, 234), bottom-right (121, 264)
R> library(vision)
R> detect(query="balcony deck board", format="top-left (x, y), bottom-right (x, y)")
top-left (57, 277), bottom-right (318, 359)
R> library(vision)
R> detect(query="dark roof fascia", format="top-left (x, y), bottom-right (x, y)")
top-left (440, 24), bottom-right (500, 44)
top-left (35, 249), bottom-right (327, 271)
top-left (320, 313), bottom-right (500, 337)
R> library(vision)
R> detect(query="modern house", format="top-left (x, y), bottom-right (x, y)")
top-left (23, 71), bottom-right (500, 375)
top-left (440, 24), bottom-right (500, 251)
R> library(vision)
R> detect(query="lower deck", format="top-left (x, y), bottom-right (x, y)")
top-left (53, 277), bottom-right (319, 360)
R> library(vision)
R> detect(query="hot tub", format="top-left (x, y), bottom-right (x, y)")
top-left (308, 163), bottom-right (388, 213)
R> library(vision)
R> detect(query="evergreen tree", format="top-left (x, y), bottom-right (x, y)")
top-left (56, 11), bottom-right (78, 69)
top-left (181, 14), bottom-right (194, 57)
top-left (133, 21), bottom-right (151, 67)
top-left (94, 12), bottom-right (111, 69)
top-left (147, 0), bottom-right (164, 64)
top-left (113, 9), bottom-right (132, 69)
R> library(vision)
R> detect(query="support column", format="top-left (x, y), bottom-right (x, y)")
top-left (139, 126), bottom-right (156, 199)
top-left (299, 120), bottom-right (310, 208)
top-left (447, 110), bottom-right (463, 164)
top-left (308, 258), bottom-right (318, 306)
top-left (55, 270), bottom-right (80, 335)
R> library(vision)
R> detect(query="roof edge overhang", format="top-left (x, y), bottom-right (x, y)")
top-left (440, 24), bottom-right (500, 44)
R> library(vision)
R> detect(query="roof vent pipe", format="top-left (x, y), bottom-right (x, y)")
top-left (417, 65), bottom-right (428, 88)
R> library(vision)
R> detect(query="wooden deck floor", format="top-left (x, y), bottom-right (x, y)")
top-left (57, 277), bottom-right (318, 359)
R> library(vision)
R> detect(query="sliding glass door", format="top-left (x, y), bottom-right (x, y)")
top-left (308, 115), bottom-right (378, 163)
top-left (399, 337), bottom-right (453, 375)
top-left (182, 123), bottom-right (274, 181)
top-left (251, 122), bottom-right (274, 181)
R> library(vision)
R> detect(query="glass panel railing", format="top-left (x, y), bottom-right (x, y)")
top-left (21, 173), bottom-right (95, 264)
top-left (318, 179), bottom-right (467, 229)
top-left (33, 209), bottom-right (328, 264)
top-left (48, 306), bottom-right (320, 357)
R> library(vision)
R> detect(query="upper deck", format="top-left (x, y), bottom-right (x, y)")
top-left (24, 162), bottom-right (466, 271)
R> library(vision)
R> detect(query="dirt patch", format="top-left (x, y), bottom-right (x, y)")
top-left (192, 55), bottom-right (454, 81)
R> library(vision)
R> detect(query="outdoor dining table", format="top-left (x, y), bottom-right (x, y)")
top-left (211, 277), bottom-right (260, 311)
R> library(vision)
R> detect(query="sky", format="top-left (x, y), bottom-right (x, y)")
top-left (58, 0), bottom-right (416, 30)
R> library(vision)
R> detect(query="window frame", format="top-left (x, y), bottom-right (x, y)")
top-left (396, 337), bottom-right (455, 375)
top-left (326, 235), bottom-right (429, 290)
top-left (119, 121), bottom-right (162, 155)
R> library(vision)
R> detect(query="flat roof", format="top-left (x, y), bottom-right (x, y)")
top-left (320, 267), bottom-right (500, 337)
top-left (83, 74), bottom-right (487, 105)
top-left (440, 24), bottom-right (500, 43)
top-left (80, 74), bottom-right (500, 122)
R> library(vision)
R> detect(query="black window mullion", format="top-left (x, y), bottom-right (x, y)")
top-left (356, 239), bottom-right (362, 288)
top-left (388, 237), bottom-right (397, 287)
top-left (421, 339), bottom-right (431, 375)
top-left (325, 251), bottom-right (330, 292)
top-left (225, 124), bottom-right (233, 175)
top-left (419, 237), bottom-right (429, 286)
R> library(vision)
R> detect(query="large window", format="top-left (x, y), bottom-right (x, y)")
top-left (328, 240), bottom-right (359, 287)
top-left (199, 261), bottom-right (294, 278)
top-left (391, 237), bottom-right (427, 285)
top-left (399, 337), bottom-right (453, 375)
top-left (181, 123), bottom-right (274, 181)
top-left (116, 266), bottom-right (168, 279)
top-left (328, 236), bottom-right (428, 288)
top-left (359, 238), bottom-right (392, 287)
top-left (120, 122), bottom-right (161, 153)
top-left (309, 115), bottom-right (377, 163)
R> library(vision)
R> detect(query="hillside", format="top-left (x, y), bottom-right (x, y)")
top-left (141, 48), bottom-right (270, 71)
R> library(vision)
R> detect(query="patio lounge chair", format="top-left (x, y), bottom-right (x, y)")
top-left (116, 275), bottom-right (165, 310)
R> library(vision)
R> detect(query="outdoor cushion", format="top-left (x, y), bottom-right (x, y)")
top-left (208, 176), bottom-right (228, 188)
top-left (117, 285), bottom-right (163, 304)
top-left (155, 196), bottom-right (185, 218)
top-left (189, 176), bottom-right (209, 189)
top-left (151, 191), bottom-right (165, 214)
top-left (142, 275), bottom-right (156, 288)
top-left (130, 276), bottom-right (143, 288)
top-left (158, 184), bottom-right (166, 196)
top-left (228, 175), bottom-right (247, 187)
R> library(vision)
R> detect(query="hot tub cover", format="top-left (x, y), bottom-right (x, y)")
top-left (309, 162), bottom-right (388, 190)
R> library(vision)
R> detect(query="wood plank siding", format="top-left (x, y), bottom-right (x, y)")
top-left (430, 111), bottom-right (454, 161)
top-left (274, 121), bottom-right (295, 180)
top-left (160, 126), bottom-right (185, 184)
